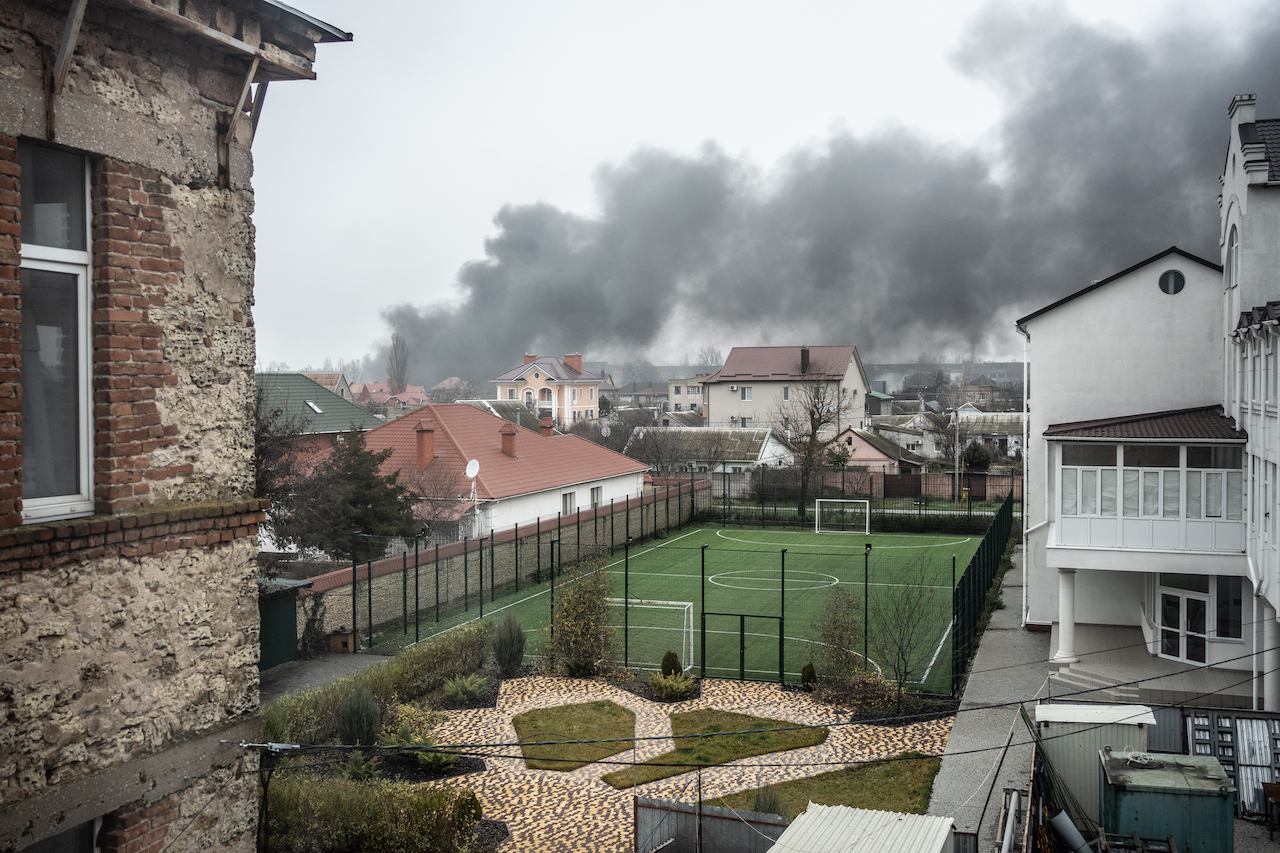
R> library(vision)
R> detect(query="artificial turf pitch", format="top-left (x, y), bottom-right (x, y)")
top-left (387, 524), bottom-right (982, 694)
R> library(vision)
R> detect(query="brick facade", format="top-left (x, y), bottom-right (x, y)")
top-left (0, 134), bottom-right (19, 530)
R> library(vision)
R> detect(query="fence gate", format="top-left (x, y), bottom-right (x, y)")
top-left (700, 612), bottom-right (783, 683)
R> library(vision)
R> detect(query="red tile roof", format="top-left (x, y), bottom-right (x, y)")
top-left (1044, 406), bottom-right (1244, 441)
top-left (703, 345), bottom-right (856, 383)
top-left (361, 402), bottom-right (648, 500)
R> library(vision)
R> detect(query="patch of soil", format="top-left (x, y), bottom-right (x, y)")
top-left (472, 819), bottom-right (509, 852)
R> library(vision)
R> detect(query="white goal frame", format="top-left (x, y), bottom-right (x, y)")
top-left (814, 499), bottom-right (871, 535)
top-left (605, 598), bottom-right (694, 672)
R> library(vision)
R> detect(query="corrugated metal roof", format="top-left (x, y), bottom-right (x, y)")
top-left (1035, 704), bottom-right (1156, 726)
top-left (625, 427), bottom-right (794, 462)
top-left (767, 804), bottom-right (953, 853)
top-left (1044, 406), bottom-right (1244, 441)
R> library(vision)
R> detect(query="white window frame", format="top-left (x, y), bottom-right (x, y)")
top-left (740, 386), bottom-right (752, 401)
top-left (562, 491), bottom-right (576, 515)
top-left (20, 151), bottom-right (93, 523)
top-left (590, 485), bottom-right (602, 508)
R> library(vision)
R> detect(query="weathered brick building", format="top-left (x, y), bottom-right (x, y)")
top-left (0, 1), bottom-right (348, 850)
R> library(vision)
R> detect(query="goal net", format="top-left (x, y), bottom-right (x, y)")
top-left (814, 499), bottom-right (871, 535)
top-left (605, 598), bottom-right (694, 673)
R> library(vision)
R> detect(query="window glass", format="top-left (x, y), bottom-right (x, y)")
top-left (1163, 474), bottom-right (1180, 517)
top-left (1158, 270), bottom-right (1185, 294)
top-left (1062, 444), bottom-right (1116, 466)
top-left (1142, 472), bottom-right (1160, 517)
top-left (741, 386), bottom-right (752, 401)
top-left (1206, 472), bottom-right (1223, 518)
top-left (1160, 573), bottom-right (1211, 593)
top-left (1124, 445), bottom-right (1179, 468)
top-left (1123, 470), bottom-right (1139, 517)
top-left (1187, 446), bottom-right (1243, 469)
top-left (1226, 225), bottom-right (1239, 289)
top-left (19, 144), bottom-right (86, 250)
top-left (1100, 469), bottom-right (1117, 515)
top-left (1216, 576), bottom-right (1242, 639)
top-left (21, 268), bottom-right (81, 499)
top-left (1226, 471), bottom-right (1243, 519)
top-left (1186, 470), bottom-right (1202, 518)
top-left (1081, 469), bottom-right (1097, 515)
top-left (1062, 468), bottom-right (1078, 515)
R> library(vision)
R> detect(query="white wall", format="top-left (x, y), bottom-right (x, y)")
top-left (476, 472), bottom-right (644, 533)
top-left (1022, 256), bottom-right (1224, 624)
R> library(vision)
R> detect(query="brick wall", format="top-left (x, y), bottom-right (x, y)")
top-left (100, 796), bottom-right (180, 853)
top-left (91, 159), bottom-right (184, 514)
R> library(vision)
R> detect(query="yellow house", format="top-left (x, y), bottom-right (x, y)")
top-left (492, 354), bottom-right (604, 426)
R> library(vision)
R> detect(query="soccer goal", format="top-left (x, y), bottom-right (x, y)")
top-left (814, 498), bottom-right (871, 534)
top-left (605, 598), bottom-right (694, 672)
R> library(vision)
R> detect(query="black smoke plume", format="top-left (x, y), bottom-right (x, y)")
top-left (381, 3), bottom-right (1280, 385)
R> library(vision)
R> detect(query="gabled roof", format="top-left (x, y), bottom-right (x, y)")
top-left (660, 411), bottom-right (705, 427)
top-left (1239, 119), bottom-right (1280, 181)
top-left (849, 429), bottom-right (927, 467)
top-left (459, 399), bottom-right (546, 430)
top-left (303, 373), bottom-right (344, 390)
top-left (703, 346), bottom-right (860, 384)
top-left (361, 403), bottom-right (647, 501)
top-left (1016, 247), bottom-right (1222, 328)
top-left (1044, 406), bottom-right (1244, 441)
top-left (491, 356), bottom-right (604, 384)
top-left (958, 414), bottom-right (1025, 434)
top-left (256, 373), bottom-right (382, 434)
top-left (625, 427), bottom-right (795, 463)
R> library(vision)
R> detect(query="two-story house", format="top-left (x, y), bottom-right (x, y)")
top-left (1017, 95), bottom-right (1280, 711)
top-left (668, 375), bottom-right (707, 413)
top-left (701, 345), bottom-right (871, 435)
top-left (491, 353), bottom-right (604, 426)
top-left (0, 1), bottom-right (347, 850)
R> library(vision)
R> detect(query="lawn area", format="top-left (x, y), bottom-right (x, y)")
top-left (602, 709), bottom-right (827, 789)
top-left (511, 700), bottom-right (635, 771)
top-left (708, 752), bottom-right (941, 819)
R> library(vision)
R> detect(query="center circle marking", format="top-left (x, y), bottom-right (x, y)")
top-left (708, 569), bottom-right (839, 591)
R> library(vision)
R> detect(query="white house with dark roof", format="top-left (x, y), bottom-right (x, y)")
top-left (701, 345), bottom-right (871, 434)
top-left (1016, 94), bottom-right (1280, 712)
top-left (491, 353), bottom-right (604, 426)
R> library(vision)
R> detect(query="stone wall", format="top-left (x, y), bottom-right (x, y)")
top-left (0, 0), bottom-right (343, 849)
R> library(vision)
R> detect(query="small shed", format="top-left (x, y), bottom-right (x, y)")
top-left (1035, 703), bottom-right (1155, 825)
top-left (766, 804), bottom-right (954, 853)
top-left (1099, 751), bottom-right (1235, 853)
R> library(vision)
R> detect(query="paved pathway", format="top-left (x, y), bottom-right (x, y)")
top-left (428, 676), bottom-right (953, 853)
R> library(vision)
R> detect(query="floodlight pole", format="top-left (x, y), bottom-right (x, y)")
top-left (864, 543), bottom-right (872, 670)
top-left (624, 537), bottom-right (631, 669)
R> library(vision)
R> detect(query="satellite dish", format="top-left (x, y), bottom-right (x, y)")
top-left (465, 459), bottom-right (480, 479)
top-left (600, 426), bottom-right (611, 438)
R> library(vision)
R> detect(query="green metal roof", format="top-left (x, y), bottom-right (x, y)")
top-left (256, 373), bottom-right (383, 435)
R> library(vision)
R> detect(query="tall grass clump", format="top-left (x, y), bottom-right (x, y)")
top-left (493, 614), bottom-right (526, 677)
top-left (337, 685), bottom-right (380, 746)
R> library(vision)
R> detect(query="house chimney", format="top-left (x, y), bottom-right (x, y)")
top-left (415, 419), bottom-right (435, 469)
top-left (539, 417), bottom-right (554, 437)
top-left (523, 353), bottom-right (538, 364)
top-left (800, 346), bottom-right (810, 374)
top-left (500, 422), bottom-right (517, 456)
top-left (564, 353), bottom-right (583, 373)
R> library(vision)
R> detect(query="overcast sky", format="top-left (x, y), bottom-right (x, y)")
top-left (250, 0), bottom-right (1275, 384)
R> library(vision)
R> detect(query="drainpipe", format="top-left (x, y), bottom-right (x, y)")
top-left (1018, 323), bottom-right (1031, 626)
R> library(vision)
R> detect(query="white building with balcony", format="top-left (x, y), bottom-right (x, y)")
top-left (1017, 95), bottom-right (1280, 711)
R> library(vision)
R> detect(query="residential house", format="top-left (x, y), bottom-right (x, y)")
top-left (350, 380), bottom-right (430, 418)
top-left (701, 345), bottom-right (871, 434)
top-left (359, 403), bottom-right (647, 539)
top-left (625, 426), bottom-right (797, 474)
top-left (491, 353), bottom-right (603, 426)
top-left (258, 372), bottom-right (383, 458)
top-left (668, 375), bottom-right (708, 413)
top-left (303, 372), bottom-right (353, 402)
top-left (954, 409), bottom-right (1026, 458)
top-left (830, 427), bottom-right (927, 474)
top-left (0, 3), bottom-right (347, 851)
top-left (614, 381), bottom-right (669, 410)
top-left (659, 410), bottom-right (704, 428)
top-left (871, 413), bottom-right (950, 459)
top-left (1016, 92), bottom-right (1280, 714)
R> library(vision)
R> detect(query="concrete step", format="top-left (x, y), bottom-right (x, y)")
top-left (1049, 667), bottom-right (1140, 703)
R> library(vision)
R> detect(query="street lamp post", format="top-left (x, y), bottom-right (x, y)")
top-left (864, 543), bottom-right (872, 670)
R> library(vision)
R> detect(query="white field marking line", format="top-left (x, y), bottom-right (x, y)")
top-left (714, 529), bottom-right (974, 550)
top-left (914, 618), bottom-right (953, 685)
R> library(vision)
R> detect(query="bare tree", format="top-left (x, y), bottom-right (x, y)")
top-left (387, 333), bottom-right (409, 395)
top-left (695, 346), bottom-right (723, 370)
top-left (400, 459), bottom-right (473, 543)
top-left (624, 426), bottom-right (685, 473)
top-left (429, 378), bottom-right (486, 404)
top-left (868, 562), bottom-right (945, 713)
top-left (622, 358), bottom-right (657, 389)
top-left (772, 370), bottom-right (851, 519)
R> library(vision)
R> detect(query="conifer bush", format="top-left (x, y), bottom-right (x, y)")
top-left (801, 662), bottom-right (816, 691)
top-left (337, 684), bottom-right (380, 747)
top-left (661, 650), bottom-right (682, 677)
top-left (649, 672), bottom-right (696, 701)
top-left (493, 614), bottom-right (527, 677)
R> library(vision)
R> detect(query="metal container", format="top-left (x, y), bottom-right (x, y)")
top-left (1098, 751), bottom-right (1235, 853)
top-left (1035, 703), bottom-right (1155, 825)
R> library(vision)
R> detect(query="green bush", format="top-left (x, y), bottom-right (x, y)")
top-left (263, 621), bottom-right (493, 744)
top-left (649, 672), bottom-right (696, 701)
top-left (441, 674), bottom-right (490, 705)
top-left (752, 784), bottom-right (786, 818)
top-left (265, 774), bottom-right (481, 853)
top-left (381, 702), bottom-right (455, 772)
top-left (544, 565), bottom-right (615, 677)
top-left (661, 650), bottom-right (682, 677)
top-left (493, 614), bottom-right (527, 678)
top-left (337, 685), bottom-right (380, 747)
top-left (800, 662), bottom-right (816, 691)
top-left (340, 752), bottom-right (378, 782)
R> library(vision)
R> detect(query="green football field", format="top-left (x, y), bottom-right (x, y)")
top-left (382, 524), bottom-right (982, 694)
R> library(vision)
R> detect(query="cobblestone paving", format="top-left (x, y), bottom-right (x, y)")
top-left (427, 677), bottom-right (953, 852)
